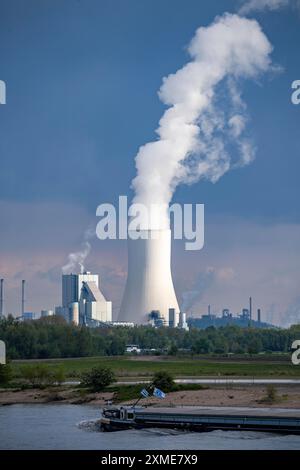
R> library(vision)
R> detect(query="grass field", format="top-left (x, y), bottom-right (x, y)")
top-left (11, 355), bottom-right (300, 379)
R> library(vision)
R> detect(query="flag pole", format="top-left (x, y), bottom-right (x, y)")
top-left (131, 384), bottom-right (154, 409)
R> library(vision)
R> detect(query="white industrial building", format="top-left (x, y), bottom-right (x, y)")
top-left (56, 272), bottom-right (112, 326)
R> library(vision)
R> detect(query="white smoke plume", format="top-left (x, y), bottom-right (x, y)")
top-left (62, 227), bottom-right (95, 274)
top-left (132, 13), bottom-right (273, 229)
top-left (239, 0), bottom-right (300, 14)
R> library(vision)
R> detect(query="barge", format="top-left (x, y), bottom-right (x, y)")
top-left (100, 405), bottom-right (300, 434)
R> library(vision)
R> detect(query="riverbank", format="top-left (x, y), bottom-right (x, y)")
top-left (1, 384), bottom-right (300, 408)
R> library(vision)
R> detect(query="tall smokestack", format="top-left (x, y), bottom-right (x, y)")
top-left (21, 280), bottom-right (25, 317)
top-left (119, 229), bottom-right (179, 325)
top-left (0, 279), bottom-right (3, 317)
top-left (249, 296), bottom-right (252, 323)
top-left (257, 308), bottom-right (261, 323)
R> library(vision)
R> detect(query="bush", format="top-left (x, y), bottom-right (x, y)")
top-left (266, 385), bottom-right (278, 402)
top-left (0, 363), bottom-right (12, 385)
top-left (80, 367), bottom-right (116, 391)
top-left (52, 367), bottom-right (66, 385)
top-left (259, 385), bottom-right (279, 404)
top-left (20, 365), bottom-right (65, 388)
top-left (152, 370), bottom-right (175, 393)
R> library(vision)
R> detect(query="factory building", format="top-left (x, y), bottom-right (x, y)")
top-left (148, 308), bottom-right (188, 330)
top-left (41, 309), bottom-right (54, 317)
top-left (56, 272), bottom-right (112, 326)
top-left (80, 280), bottom-right (112, 323)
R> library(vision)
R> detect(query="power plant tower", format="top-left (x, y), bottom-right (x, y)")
top-left (118, 229), bottom-right (180, 325)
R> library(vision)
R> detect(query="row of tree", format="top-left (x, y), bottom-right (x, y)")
top-left (0, 315), bottom-right (299, 359)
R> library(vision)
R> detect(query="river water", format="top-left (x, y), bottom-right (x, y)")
top-left (0, 404), bottom-right (300, 450)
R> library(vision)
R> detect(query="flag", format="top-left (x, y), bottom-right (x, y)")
top-left (140, 388), bottom-right (150, 398)
top-left (153, 387), bottom-right (166, 399)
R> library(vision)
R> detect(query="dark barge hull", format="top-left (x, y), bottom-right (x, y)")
top-left (100, 407), bottom-right (300, 435)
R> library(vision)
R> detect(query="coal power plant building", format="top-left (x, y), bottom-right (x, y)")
top-left (56, 272), bottom-right (112, 326)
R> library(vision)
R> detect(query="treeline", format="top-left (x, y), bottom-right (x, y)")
top-left (0, 315), bottom-right (299, 359)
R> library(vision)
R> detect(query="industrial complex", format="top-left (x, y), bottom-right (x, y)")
top-left (0, 233), bottom-right (269, 330)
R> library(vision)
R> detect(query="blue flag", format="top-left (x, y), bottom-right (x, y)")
top-left (153, 387), bottom-right (166, 399)
top-left (140, 388), bottom-right (149, 398)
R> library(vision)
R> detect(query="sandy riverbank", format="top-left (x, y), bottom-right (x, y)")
top-left (1, 385), bottom-right (300, 408)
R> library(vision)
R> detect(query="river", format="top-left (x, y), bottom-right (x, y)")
top-left (0, 404), bottom-right (300, 450)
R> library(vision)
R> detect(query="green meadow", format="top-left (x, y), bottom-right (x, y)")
top-left (11, 355), bottom-right (299, 379)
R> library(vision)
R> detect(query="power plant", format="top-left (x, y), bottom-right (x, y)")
top-left (55, 271), bottom-right (112, 326)
top-left (118, 229), bottom-right (181, 327)
top-left (0, 272), bottom-right (268, 332)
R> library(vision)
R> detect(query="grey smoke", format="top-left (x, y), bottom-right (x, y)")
top-left (181, 268), bottom-right (216, 312)
top-left (282, 297), bottom-right (300, 327)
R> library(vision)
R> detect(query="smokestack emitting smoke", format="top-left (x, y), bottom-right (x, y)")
top-left (62, 227), bottom-right (95, 274)
top-left (119, 13), bottom-right (273, 324)
top-left (132, 13), bottom-right (273, 229)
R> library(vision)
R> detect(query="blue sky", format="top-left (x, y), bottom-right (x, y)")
top-left (0, 0), bottom-right (299, 324)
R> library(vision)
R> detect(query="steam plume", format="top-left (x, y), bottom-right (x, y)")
top-left (132, 13), bottom-right (273, 229)
top-left (62, 227), bottom-right (94, 274)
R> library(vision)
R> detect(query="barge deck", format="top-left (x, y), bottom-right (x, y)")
top-left (100, 406), bottom-right (300, 434)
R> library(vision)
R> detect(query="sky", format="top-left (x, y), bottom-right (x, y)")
top-left (0, 0), bottom-right (299, 325)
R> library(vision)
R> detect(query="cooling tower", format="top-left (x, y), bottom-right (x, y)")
top-left (118, 229), bottom-right (179, 325)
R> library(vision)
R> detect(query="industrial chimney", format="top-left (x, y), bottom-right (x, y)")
top-left (0, 279), bottom-right (3, 317)
top-left (21, 280), bottom-right (25, 317)
top-left (118, 229), bottom-right (180, 325)
top-left (257, 308), bottom-right (261, 323)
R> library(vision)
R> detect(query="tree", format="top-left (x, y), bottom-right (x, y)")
top-left (192, 338), bottom-right (211, 354)
top-left (152, 370), bottom-right (175, 393)
top-left (81, 367), bottom-right (116, 391)
top-left (168, 343), bottom-right (178, 356)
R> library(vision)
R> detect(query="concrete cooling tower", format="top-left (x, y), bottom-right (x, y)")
top-left (118, 229), bottom-right (180, 325)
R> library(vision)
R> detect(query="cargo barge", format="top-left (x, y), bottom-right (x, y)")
top-left (100, 406), bottom-right (300, 434)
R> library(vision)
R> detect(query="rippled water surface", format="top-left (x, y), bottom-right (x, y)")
top-left (0, 404), bottom-right (300, 450)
